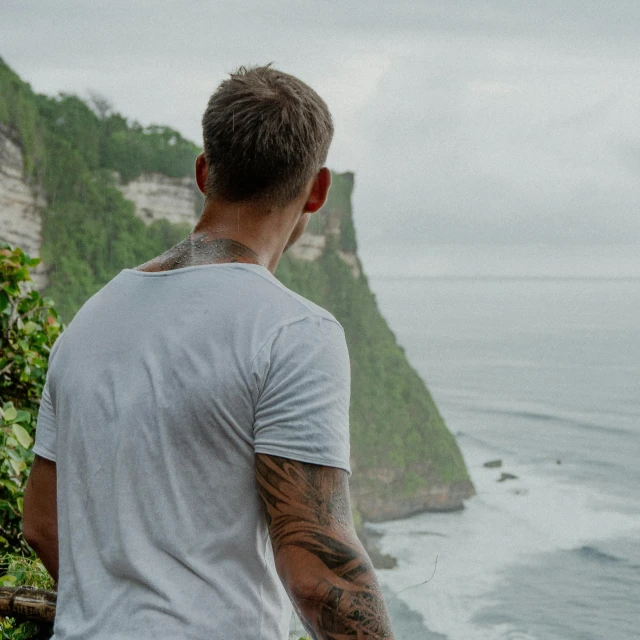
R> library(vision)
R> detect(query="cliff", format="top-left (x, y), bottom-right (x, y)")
top-left (0, 56), bottom-right (474, 519)
top-left (276, 173), bottom-right (474, 518)
top-left (0, 124), bottom-right (47, 289)
top-left (116, 172), bottom-right (202, 226)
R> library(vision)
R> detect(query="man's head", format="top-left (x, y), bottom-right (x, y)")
top-left (200, 65), bottom-right (334, 208)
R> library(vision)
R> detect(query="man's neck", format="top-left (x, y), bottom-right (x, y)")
top-left (134, 192), bottom-right (310, 274)
top-left (133, 234), bottom-right (263, 273)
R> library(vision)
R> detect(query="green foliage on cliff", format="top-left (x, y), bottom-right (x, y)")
top-left (41, 179), bottom-right (190, 320)
top-left (0, 64), bottom-right (44, 180)
top-left (276, 179), bottom-right (470, 493)
top-left (0, 58), bottom-right (194, 320)
top-left (0, 57), bottom-right (199, 184)
top-left (0, 57), bottom-right (472, 513)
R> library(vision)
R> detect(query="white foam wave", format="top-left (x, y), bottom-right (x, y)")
top-left (371, 440), bottom-right (640, 640)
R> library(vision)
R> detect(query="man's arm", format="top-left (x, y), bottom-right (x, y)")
top-left (255, 453), bottom-right (395, 640)
top-left (22, 454), bottom-right (58, 584)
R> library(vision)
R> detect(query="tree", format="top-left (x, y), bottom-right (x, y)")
top-left (87, 91), bottom-right (112, 120)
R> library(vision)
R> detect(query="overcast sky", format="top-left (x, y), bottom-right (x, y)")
top-left (2, 1), bottom-right (640, 276)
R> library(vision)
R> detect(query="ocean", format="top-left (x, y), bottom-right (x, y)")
top-left (365, 277), bottom-right (640, 640)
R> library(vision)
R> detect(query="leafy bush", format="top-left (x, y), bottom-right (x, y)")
top-left (0, 555), bottom-right (54, 638)
top-left (0, 245), bottom-right (63, 555)
top-left (1, 616), bottom-right (50, 640)
top-left (0, 244), bottom-right (62, 639)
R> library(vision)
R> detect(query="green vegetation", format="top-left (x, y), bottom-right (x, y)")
top-left (0, 245), bottom-right (61, 637)
top-left (0, 247), bottom-right (63, 556)
top-left (0, 57), bottom-right (195, 320)
top-left (41, 181), bottom-right (191, 320)
top-left (0, 57), bottom-right (199, 185)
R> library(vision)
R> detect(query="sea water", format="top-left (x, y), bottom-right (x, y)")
top-left (367, 277), bottom-right (640, 640)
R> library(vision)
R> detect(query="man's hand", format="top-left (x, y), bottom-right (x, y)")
top-left (255, 454), bottom-right (395, 639)
top-left (22, 454), bottom-right (58, 584)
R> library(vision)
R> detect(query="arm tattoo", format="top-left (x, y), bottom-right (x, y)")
top-left (256, 455), bottom-right (395, 640)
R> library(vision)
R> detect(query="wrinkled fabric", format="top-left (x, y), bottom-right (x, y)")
top-left (34, 262), bottom-right (351, 640)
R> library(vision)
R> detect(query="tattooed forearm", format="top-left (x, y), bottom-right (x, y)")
top-left (255, 454), bottom-right (395, 640)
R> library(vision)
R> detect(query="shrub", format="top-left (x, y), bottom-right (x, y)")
top-left (0, 244), bottom-right (62, 638)
top-left (0, 244), bottom-right (63, 555)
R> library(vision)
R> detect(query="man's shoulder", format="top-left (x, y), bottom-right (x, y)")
top-left (246, 266), bottom-right (342, 329)
top-left (58, 264), bottom-right (344, 353)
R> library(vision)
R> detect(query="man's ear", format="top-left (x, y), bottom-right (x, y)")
top-left (303, 167), bottom-right (332, 213)
top-left (195, 152), bottom-right (208, 195)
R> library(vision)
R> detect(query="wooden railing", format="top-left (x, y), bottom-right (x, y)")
top-left (0, 586), bottom-right (56, 623)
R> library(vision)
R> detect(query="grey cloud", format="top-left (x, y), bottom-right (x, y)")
top-left (2, 0), bottom-right (640, 273)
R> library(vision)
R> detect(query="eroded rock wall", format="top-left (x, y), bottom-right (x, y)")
top-left (0, 125), bottom-right (47, 289)
top-left (117, 173), bottom-right (201, 227)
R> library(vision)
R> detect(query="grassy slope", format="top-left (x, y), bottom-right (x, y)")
top-left (0, 57), bottom-right (473, 518)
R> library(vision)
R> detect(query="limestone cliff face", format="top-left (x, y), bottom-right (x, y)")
top-left (116, 172), bottom-right (201, 227)
top-left (0, 125), bottom-right (47, 289)
top-left (290, 226), bottom-right (361, 278)
top-left (0, 129), bottom-right (201, 287)
top-left (288, 232), bottom-right (326, 261)
top-left (350, 461), bottom-right (474, 520)
top-left (289, 172), bottom-right (361, 278)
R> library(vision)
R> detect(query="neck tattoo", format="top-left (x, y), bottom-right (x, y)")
top-left (135, 235), bottom-right (262, 272)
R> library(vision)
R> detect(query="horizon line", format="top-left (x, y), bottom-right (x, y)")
top-left (367, 275), bottom-right (640, 281)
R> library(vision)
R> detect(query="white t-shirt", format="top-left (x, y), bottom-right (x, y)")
top-left (34, 262), bottom-right (351, 640)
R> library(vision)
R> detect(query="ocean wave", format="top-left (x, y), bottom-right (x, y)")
top-left (454, 430), bottom-right (518, 455)
top-left (454, 402), bottom-right (632, 437)
top-left (573, 545), bottom-right (621, 564)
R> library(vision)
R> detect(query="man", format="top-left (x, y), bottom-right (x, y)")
top-left (22, 66), bottom-right (395, 639)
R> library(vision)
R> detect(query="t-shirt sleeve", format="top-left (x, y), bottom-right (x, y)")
top-left (33, 380), bottom-right (57, 462)
top-left (253, 316), bottom-right (351, 474)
